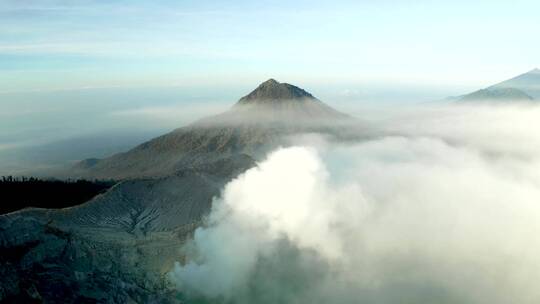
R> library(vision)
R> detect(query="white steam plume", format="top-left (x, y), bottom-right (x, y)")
top-left (170, 104), bottom-right (540, 304)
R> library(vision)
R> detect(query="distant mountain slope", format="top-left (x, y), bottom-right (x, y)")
top-left (491, 68), bottom-right (540, 99)
top-left (72, 79), bottom-right (352, 180)
top-left (458, 69), bottom-right (539, 102)
top-left (460, 88), bottom-right (534, 102)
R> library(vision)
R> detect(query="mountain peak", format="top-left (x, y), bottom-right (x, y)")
top-left (237, 79), bottom-right (317, 105)
top-left (262, 78), bottom-right (279, 85)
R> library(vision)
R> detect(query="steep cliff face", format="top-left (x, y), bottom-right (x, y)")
top-left (0, 154), bottom-right (255, 303)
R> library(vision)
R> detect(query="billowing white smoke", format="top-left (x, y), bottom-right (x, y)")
top-left (170, 104), bottom-right (540, 304)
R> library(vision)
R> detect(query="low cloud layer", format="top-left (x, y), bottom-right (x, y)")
top-left (170, 104), bottom-right (540, 303)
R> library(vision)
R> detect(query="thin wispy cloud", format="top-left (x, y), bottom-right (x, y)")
top-left (1, 0), bottom-right (538, 92)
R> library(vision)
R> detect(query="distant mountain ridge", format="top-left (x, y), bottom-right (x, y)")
top-left (458, 68), bottom-right (540, 102)
top-left (491, 68), bottom-right (540, 99)
top-left (459, 88), bottom-right (534, 102)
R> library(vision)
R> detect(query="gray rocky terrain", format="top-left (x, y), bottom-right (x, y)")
top-left (1, 154), bottom-right (255, 303)
top-left (0, 80), bottom-right (353, 303)
top-left (71, 79), bottom-right (352, 180)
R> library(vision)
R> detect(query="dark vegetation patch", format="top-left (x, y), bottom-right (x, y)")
top-left (0, 176), bottom-right (116, 215)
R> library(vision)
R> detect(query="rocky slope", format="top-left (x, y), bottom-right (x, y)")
top-left (72, 79), bottom-right (352, 180)
top-left (0, 154), bottom-right (254, 303)
top-left (0, 80), bottom-right (354, 303)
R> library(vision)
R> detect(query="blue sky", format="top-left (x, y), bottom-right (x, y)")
top-left (1, 0), bottom-right (539, 172)
top-left (1, 0), bottom-right (539, 93)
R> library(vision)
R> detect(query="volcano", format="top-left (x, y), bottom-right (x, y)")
top-left (0, 80), bottom-right (356, 302)
top-left (73, 79), bottom-right (350, 180)
top-left (238, 78), bottom-right (316, 103)
top-left (0, 79), bottom-right (355, 302)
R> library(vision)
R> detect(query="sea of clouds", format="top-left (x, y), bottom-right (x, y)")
top-left (170, 103), bottom-right (540, 304)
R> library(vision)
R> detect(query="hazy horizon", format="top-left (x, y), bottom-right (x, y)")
top-left (1, 71), bottom-right (539, 176)
top-left (2, 1), bottom-right (539, 92)
top-left (2, 1), bottom-right (540, 175)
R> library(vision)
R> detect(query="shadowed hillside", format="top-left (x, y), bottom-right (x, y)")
top-left (0, 176), bottom-right (115, 215)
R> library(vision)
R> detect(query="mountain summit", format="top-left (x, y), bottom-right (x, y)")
top-left (0, 81), bottom-right (355, 303)
top-left (72, 80), bottom-right (351, 179)
top-left (237, 79), bottom-right (317, 105)
top-left (223, 78), bottom-right (349, 124)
